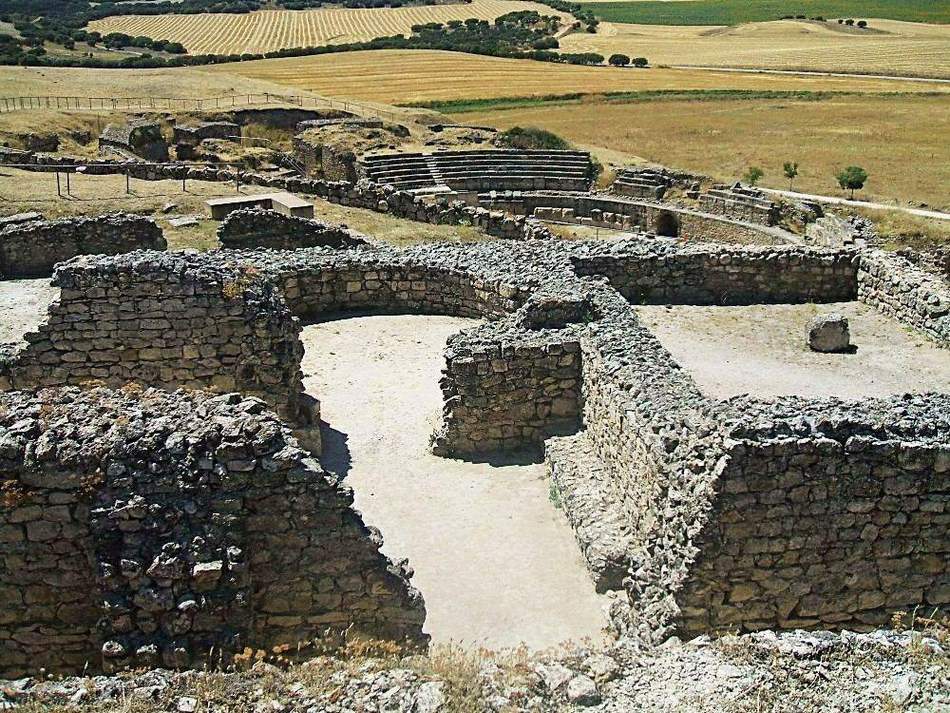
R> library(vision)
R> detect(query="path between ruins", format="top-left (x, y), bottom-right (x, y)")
top-left (301, 314), bottom-right (609, 650)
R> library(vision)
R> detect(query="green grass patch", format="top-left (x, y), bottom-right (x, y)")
top-left (578, 0), bottom-right (950, 26)
top-left (405, 89), bottom-right (941, 113)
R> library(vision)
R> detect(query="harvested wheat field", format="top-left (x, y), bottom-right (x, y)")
top-left (88, 0), bottom-right (571, 55)
top-left (559, 18), bottom-right (950, 78)
top-left (456, 93), bottom-right (950, 208)
top-left (212, 49), bottom-right (949, 104)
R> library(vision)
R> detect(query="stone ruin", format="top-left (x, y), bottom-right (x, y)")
top-left (0, 213), bottom-right (166, 278)
top-left (0, 385), bottom-right (425, 678)
top-left (0, 226), bottom-right (944, 677)
top-left (98, 120), bottom-right (169, 162)
top-left (217, 209), bottom-right (370, 251)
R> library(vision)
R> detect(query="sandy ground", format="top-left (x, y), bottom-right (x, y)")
top-left (636, 301), bottom-right (950, 400)
top-left (0, 278), bottom-right (58, 344)
top-left (301, 315), bottom-right (608, 651)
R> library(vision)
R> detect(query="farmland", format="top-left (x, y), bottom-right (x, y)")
top-left (212, 49), bottom-right (950, 104)
top-left (559, 18), bottom-right (950, 78)
top-left (578, 0), bottom-right (950, 26)
top-left (87, 0), bottom-right (571, 55)
top-left (452, 92), bottom-right (950, 208)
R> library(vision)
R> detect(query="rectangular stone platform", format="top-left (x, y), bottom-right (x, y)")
top-left (206, 191), bottom-right (314, 220)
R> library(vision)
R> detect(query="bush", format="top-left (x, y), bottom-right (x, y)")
top-left (497, 126), bottom-right (571, 151)
top-left (857, 20), bottom-right (867, 28)
top-left (632, 56), bottom-right (648, 67)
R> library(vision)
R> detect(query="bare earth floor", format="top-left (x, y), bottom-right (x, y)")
top-left (301, 315), bottom-right (608, 650)
top-left (636, 301), bottom-right (950, 400)
top-left (0, 278), bottom-right (58, 344)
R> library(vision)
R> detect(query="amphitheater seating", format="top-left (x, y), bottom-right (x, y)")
top-left (699, 184), bottom-right (779, 226)
top-left (358, 150), bottom-right (592, 193)
top-left (610, 168), bottom-right (671, 200)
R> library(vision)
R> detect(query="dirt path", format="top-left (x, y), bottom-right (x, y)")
top-left (301, 315), bottom-right (608, 651)
top-left (759, 187), bottom-right (950, 220)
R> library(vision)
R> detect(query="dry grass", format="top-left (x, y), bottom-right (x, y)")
top-left (0, 64), bottom-right (326, 102)
top-left (88, 0), bottom-right (571, 55)
top-left (559, 18), bottom-right (950, 78)
top-left (211, 49), bottom-right (950, 104)
top-left (0, 168), bottom-right (485, 249)
top-left (455, 93), bottom-right (950, 209)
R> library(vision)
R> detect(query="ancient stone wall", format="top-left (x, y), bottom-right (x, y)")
top-left (699, 185), bottom-right (779, 226)
top-left (217, 209), bottom-right (370, 250)
top-left (486, 191), bottom-right (791, 243)
top-left (0, 387), bottom-right (425, 678)
top-left (247, 245), bottom-right (526, 322)
top-left (0, 252), bottom-right (306, 424)
top-left (0, 213), bottom-right (166, 278)
top-left (857, 250), bottom-right (950, 346)
top-left (432, 324), bottom-right (583, 457)
top-left (572, 242), bottom-right (858, 305)
top-left (678, 395), bottom-right (950, 635)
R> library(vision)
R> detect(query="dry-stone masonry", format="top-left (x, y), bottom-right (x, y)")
top-left (0, 386), bottom-right (425, 677)
top-left (0, 229), bottom-right (945, 656)
top-left (0, 252), bottom-right (309, 426)
top-left (0, 213), bottom-right (166, 278)
top-left (217, 209), bottom-right (370, 250)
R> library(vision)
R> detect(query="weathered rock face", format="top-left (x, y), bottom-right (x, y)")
top-left (808, 313), bottom-right (851, 352)
top-left (217, 209), bottom-right (370, 250)
top-left (0, 213), bottom-right (166, 278)
top-left (0, 386), bottom-right (426, 678)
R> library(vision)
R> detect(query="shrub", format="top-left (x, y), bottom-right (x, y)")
top-left (857, 20), bottom-right (867, 28)
top-left (743, 166), bottom-right (764, 186)
top-left (632, 56), bottom-right (648, 67)
top-left (497, 126), bottom-right (571, 150)
top-left (836, 165), bottom-right (868, 199)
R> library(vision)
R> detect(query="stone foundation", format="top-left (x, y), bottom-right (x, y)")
top-left (0, 236), bottom-right (945, 659)
top-left (217, 209), bottom-right (370, 250)
top-left (0, 386), bottom-right (426, 678)
top-left (0, 213), bottom-right (166, 278)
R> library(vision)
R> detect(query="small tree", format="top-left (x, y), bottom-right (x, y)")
top-left (744, 166), bottom-right (764, 186)
top-left (608, 53), bottom-right (630, 67)
top-left (857, 20), bottom-right (867, 28)
top-left (783, 161), bottom-right (799, 190)
top-left (836, 165), bottom-right (868, 199)
top-left (632, 56), bottom-right (648, 67)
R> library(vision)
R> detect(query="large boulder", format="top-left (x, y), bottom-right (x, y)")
top-left (808, 313), bottom-right (851, 352)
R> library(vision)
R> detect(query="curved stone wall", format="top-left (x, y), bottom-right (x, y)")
top-left (0, 213), bottom-right (166, 278)
top-left (0, 386), bottom-right (426, 678)
top-left (0, 236), bottom-right (945, 659)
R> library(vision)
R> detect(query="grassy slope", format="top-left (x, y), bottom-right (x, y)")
top-left (580, 0), bottom-right (950, 25)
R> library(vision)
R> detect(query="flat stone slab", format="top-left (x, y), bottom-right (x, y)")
top-left (546, 432), bottom-right (635, 592)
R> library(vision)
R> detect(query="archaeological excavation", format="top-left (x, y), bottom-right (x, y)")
top-left (0, 97), bottom-right (946, 711)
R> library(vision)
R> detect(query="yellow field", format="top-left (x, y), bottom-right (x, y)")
top-left (88, 0), bottom-right (571, 55)
top-left (211, 49), bottom-right (949, 103)
top-left (456, 93), bottom-right (950, 209)
top-left (559, 18), bottom-right (950, 78)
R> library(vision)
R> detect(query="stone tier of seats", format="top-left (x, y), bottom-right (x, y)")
top-left (359, 149), bottom-right (592, 193)
top-left (699, 185), bottom-right (779, 225)
top-left (610, 169), bottom-right (671, 200)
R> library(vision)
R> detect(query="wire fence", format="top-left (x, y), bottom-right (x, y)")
top-left (0, 92), bottom-right (402, 121)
